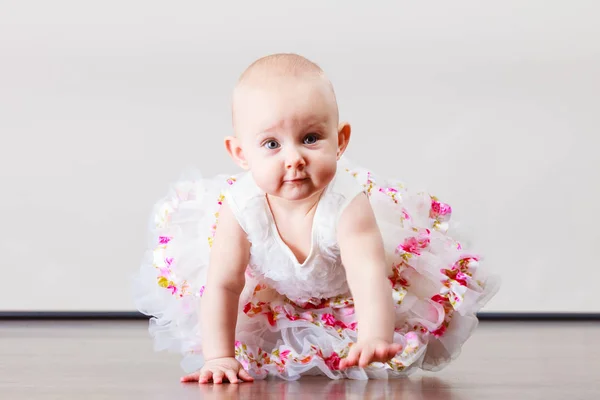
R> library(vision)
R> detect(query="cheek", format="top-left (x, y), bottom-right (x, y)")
top-left (251, 160), bottom-right (282, 189)
top-left (251, 171), bottom-right (273, 193)
top-left (246, 150), bottom-right (270, 171)
top-left (311, 158), bottom-right (337, 185)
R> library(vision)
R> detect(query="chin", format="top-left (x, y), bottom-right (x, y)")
top-left (282, 181), bottom-right (326, 201)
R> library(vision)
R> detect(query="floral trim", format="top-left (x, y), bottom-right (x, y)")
top-left (240, 268), bottom-right (410, 335)
top-left (426, 255), bottom-right (479, 337)
top-left (345, 168), bottom-right (376, 195)
top-left (364, 172), bottom-right (375, 195)
top-left (396, 229), bottom-right (431, 258)
top-left (378, 186), bottom-right (401, 204)
top-left (389, 263), bottom-right (409, 305)
top-left (234, 340), bottom-right (412, 376)
top-left (154, 236), bottom-right (192, 298)
top-left (234, 341), bottom-right (345, 374)
top-left (153, 176), bottom-right (236, 297)
top-left (344, 168), bottom-right (454, 233)
top-left (207, 177), bottom-right (237, 248)
top-left (430, 196), bottom-right (452, 233)
top-left (344, 168), bottom-right (414, 226)
top-left (242, 298), bottom-right (357, 334)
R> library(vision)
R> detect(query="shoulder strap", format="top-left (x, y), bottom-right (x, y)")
top-left (328, 168), bottom-right (367, 223)
top-left (224, 172), bottom-right (264, 234)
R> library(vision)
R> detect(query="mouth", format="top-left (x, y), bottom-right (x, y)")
top-left (283, 177), bottom-right (308, 184)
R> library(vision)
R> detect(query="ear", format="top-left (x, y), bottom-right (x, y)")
top-left (224, 136), bottom-right (249, 170)
top-left (336, 122), bottom-right (351, 160)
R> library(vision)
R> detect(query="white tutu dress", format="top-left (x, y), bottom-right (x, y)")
top-left (133, 158), bottom-right (499, 380)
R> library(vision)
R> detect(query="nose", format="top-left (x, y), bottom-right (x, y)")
top-left (285, 146), bottom-right (306, 170)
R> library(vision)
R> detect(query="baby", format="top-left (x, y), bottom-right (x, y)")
top-left (134, 53), bottom-right (498, 383)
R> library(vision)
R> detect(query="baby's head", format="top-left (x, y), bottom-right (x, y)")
top-left (225, 53), bottom-right (351, 201)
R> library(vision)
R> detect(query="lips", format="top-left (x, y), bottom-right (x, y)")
top-left (283, 177), bottom-right (308, 183)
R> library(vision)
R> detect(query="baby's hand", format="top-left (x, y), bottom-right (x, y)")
top-left (180, 357), bottom-right (254, 384)
top-left (339, 339), bottom-right (402, 369)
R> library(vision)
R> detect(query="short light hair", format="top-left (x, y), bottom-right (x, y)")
top-left (238, 53), bottom-right (325, 84)
top-left (232, 53), bottom-right (338, 129)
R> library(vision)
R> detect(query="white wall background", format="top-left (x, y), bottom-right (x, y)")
top-left (1, 1), bottom-right (598, 312)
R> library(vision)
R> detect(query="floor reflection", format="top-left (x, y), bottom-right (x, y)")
top-left (180, 375), bottom-right (461, 400)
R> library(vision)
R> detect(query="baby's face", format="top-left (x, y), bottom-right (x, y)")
top-left (233, 77), bottom-right (341, 201)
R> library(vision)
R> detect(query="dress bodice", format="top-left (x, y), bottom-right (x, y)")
top-left (225, 169), bottom-right (365, 304)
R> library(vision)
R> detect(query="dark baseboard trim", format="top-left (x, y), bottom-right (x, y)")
top-left (0, 312), bottom-right (148, 320)
top-left (0, 311), bottom-right (599, 321)
top-left (477, 312), bottom-right (600, 321)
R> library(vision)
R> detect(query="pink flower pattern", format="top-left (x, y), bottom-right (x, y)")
top-left (397, 230), bottom-right (431, 256)
top-left (378, 186), bottom-right (400, 204)
top-left (324, 353), bottom-right (342, 370)
top-left (430, 199), bottom-right (452, 219)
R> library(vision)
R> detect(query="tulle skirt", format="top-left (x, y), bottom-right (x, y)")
top-left (133, 158), bottom-right (499, 380)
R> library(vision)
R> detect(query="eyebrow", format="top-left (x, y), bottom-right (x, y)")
top-left (258, 118), bottom-right (329, 137)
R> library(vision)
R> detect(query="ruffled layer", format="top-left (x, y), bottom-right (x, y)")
top-left (133, 170), bottom-right (238, 364)
top-left (340, 159), bottom-right (499, 371)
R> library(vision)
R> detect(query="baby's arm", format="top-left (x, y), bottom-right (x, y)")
top-left (181, 201), bottom-right (253, 384)
top-left (337, 193), bottom-right (402, 369)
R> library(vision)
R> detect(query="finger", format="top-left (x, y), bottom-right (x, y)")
top-left (373, 343), bottom-right (390, 361)
top-left (238, 369), bottom-right (255, 382)
top-left (340, 353), bottom-right (355, 369)
top-left (212, 371), bottom-right (225, 384)
top-left (388, 343), bottom-right (403, 358)
top-left (180, 372), bottom-right (200, 383)
top-left (377, 343), bottom-right (400, 362)
top-left (358, 346), bottom-right (374, 368)
top-left (198, 370), bottom-right (213, 384)
top-left (346, 346), bottom-right (361, 367)
top-left (224, 369), bottom-right (239, 384)
top-left (339, 358), bottom-right (349, 369)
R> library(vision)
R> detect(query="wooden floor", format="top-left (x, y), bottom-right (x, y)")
top-left (1, 321), bottom-right (598, 399)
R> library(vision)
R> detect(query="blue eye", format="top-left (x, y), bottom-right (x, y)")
top-left (303, 134), bottom-right (319, 145)
top-left (264, 140), bottom-right (280, 150)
